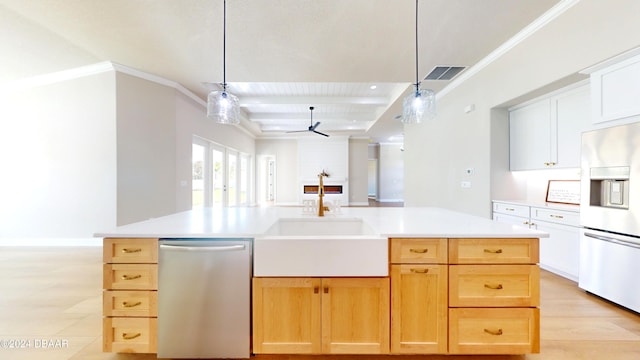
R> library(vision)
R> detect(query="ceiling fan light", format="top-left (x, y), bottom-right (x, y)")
top-left (401, 87), bottom-right (435, 124)
top-left (207, 90), bottom-right (240, 125)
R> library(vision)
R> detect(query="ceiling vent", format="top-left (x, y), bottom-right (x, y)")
top-left (424, 66), bottom-right (466, 81)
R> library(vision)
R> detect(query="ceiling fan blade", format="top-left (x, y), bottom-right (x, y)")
top-left (313, 130), bottom-right (330, 137)
top-left (310, 121), bottom-right (321, 131)
top-left (286, 129), bottom-right (310, 133)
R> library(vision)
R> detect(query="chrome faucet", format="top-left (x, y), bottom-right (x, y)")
top-left (318, 170), bottom-right (330, 216)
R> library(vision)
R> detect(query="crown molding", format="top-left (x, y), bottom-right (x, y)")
top-left (0, 61), bottom-right (115, 94)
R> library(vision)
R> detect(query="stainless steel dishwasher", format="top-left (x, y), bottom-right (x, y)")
top-left (158, 238), bottom-right (252, 359)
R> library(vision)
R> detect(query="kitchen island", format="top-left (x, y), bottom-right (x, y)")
top-left (97, 206), bottom-right (546, 357)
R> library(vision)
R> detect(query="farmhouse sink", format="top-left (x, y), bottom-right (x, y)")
top-left (253, 217), bottom-right (387, 277)
top-left (264, 217), bottom-right (377, 236)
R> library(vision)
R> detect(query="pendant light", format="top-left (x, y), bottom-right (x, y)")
top-left (401, 0), bottom-right (436, 124)
top-left (207, 0), bottom-right (240, 125)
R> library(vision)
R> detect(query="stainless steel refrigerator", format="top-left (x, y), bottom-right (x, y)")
top-left (579, 121), bottom-right (640, 313)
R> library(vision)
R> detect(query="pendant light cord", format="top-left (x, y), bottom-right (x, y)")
top-left (222, 0), bottom-right (227, 92)
top-left (414, 0), bottom-right (420, 94)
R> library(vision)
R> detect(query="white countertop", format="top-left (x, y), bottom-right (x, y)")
top-left (95, 206), bottom-right (548, 239)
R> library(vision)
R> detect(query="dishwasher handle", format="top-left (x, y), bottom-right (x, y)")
top-left (160, 244), bottom-right (246, 252)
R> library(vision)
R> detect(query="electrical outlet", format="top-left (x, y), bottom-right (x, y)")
top-left (461, 181), bottom-right (472, 189)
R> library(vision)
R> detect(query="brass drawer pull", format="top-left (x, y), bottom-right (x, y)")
top-left (409, 248), bottom-right (429, 253)
top-left (323, 287), bottom-right (329, 294)
top-left (483, 248), bottom-right (503, 254)
top-left (122, 301), bottom-right (142, 308)
top-left (550, 214), bottom-right (564, 219)
top-left (122, 248), bottom-right (142, 253)
top-left (484, 283), bottom-right (503, 290)
top-left (484, 328), bottom-right (503, 336)
top-left (122, 332), bottom-right (141, 340)
top-left (410, 268), bottom-right (429, 274)
top-left (121, 274), bottom-right (142, 280)
top-left (314, 286), bottom-right (319, 294)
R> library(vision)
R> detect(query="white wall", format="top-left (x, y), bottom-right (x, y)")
top-left (378, 143), bottom-right (404, 202)
top-left (405, 0), bottom-right (640, 218)
top-left (0, 72), bottom-right (117, 241)
top-left (348, 138), bottom-right (369, 206)
top-left (255, 139), bottom-right (298, 205)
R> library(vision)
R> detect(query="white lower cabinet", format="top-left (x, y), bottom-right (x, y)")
top-left (493, 201), bottom-right (580, 281)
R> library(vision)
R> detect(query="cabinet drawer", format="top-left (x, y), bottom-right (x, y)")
top-left (492, 202), bottom-right (529, 218)
top-left (104, 238), bottom-right (158, 264)
top-left (103, 317), bottom-right (157, 353)
top-left (449, 308), bottom-right (539, 354)
top-left (449, 238), bottom-right (539, 264)
top-left (104, 264), bottom-right (158, 290)
top-left (103, 290), bottom-right (158, 317)
top-left (449, 265), bottom-right (540, 307)
top-left (530, 207), bottom-right (579, 227)
top-left (492, 213), bottom-right (530, 227)
top-left (390, 238), bottom-right (448, 264)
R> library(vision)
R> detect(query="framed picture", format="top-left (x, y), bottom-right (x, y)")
top-left (545, 180), bottom-right (580, 205)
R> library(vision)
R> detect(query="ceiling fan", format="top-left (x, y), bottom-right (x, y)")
top-left (287, 106), bottom-right (329, 137)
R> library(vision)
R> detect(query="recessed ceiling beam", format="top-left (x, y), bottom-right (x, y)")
top-left (250, 112), bottom-right (375, 122)
top-left (239, 96), bottom-right (389, 106)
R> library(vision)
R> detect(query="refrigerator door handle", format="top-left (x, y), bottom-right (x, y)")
top-left (159, 244), bottom-right (246, 252)
top-left (584, 232), bottom-right (640, 249)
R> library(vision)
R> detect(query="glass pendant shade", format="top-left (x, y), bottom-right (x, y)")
top-left (401, 87), bottom-right (436, 124)
top-left (207, 90), bottom-right (240, 125)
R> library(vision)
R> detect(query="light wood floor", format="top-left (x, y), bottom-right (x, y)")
top-left (1, 247), bottom-right (639, 360)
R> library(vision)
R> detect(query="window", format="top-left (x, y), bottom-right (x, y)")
top-left (192, 143), bottom-right (205, 208)
top-left (192, 137), bottom-right (252, 208)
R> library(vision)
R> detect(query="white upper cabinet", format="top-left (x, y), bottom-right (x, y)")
top-left (590, 53), bottom-right (640, 124)
top-left (509, 83), bottom-right (591, 171)
top-left (509, 100), bottom-right (552, 171)
top-left (554, 85), bottom-right (591, 168)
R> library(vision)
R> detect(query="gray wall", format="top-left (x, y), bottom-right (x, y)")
top-left (116, 72), bottom-right (177, 225)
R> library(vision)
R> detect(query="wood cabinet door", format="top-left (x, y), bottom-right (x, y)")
top-left (449, 264), bottom-right (540, 307)
top-left (252, 277), bottom-right (321, 354)
top-left (391, 264), bottom-right (448, 354)
top-left (449, 238), bottom-right (539, 265)
top-left (390, 238), bottom-right (448, 264)
top-left (321, 278), bottom-right (390, 354)
top-left (104, 238), bottom-right (158, 264)
top-left (449, 307), bottom-right (540, 354)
